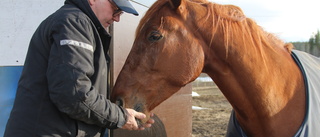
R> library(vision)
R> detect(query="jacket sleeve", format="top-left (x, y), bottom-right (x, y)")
top-left (46, 16), bottom-right (127, 129)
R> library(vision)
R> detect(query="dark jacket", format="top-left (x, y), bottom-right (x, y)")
top-left (4, 0), bottom-right (127, 136)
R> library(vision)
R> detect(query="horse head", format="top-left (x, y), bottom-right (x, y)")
top-left (111, 0), bottom-right (208, 123)
top-left (111, 0), bottom-right (247, 123)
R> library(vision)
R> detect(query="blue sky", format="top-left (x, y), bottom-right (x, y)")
top-left (213, 0), bottom-right (320, 42)
top-left (138, 0), bottom-right (320, 42)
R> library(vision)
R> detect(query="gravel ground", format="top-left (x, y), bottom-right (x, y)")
top-left (192, 83), bottom-right (232, 137)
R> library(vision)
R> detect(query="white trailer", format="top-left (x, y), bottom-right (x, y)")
top-left (0, 1), bottom-right (65, 136)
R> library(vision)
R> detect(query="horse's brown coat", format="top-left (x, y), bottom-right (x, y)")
top-left (111, 0), bottom-right (306, 136)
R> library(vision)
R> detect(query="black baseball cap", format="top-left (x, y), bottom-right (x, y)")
top-left (113, 0), bottom-right (139, 16)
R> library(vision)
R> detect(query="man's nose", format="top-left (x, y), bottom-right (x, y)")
top-left (113, 15), bottom-right (120, 22)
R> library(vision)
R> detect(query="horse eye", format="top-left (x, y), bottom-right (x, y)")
top-left (148, 31), bottom-right (163, 42)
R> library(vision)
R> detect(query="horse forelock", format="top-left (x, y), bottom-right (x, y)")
top-left (136, 0), bottom-right (208, 36)
top-left (136, 0), bottom-right (167, 37)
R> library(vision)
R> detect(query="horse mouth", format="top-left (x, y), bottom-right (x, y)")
top-left (134, 103), bottom-right (148, 126)
top-left (133, 103), bottom-right (144, 112)
top-left (136, 118), bottom-right (143, 127)
top-left (115, 98), bottom-right (147, 126)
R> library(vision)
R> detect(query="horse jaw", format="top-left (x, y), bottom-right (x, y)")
top-left (111, 68), bottom-right (184, 123)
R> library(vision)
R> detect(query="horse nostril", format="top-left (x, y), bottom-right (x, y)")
top-left (116, 98), bottom-right (124, 107)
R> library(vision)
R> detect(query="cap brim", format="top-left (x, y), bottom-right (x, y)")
top-left (113, 0), bottom-right (139, 16)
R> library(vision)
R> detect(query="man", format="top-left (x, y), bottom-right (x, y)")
top-left (4, 0), bottom-right (154, 136)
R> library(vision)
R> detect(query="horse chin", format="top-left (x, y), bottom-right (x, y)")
top-left (133, 103), bottom-right (152, 124)
top-left (136, 114), bottom-right (150, 127)
top-left (116, 97), bottom-right (152, 125)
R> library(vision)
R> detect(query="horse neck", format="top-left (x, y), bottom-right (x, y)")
top-left (202, 30), bottom-right (306, 135)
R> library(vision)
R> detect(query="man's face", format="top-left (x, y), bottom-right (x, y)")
top-left (89, 0), bottom-right (121, 28)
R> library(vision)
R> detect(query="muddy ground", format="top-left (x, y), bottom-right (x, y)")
top-left (192, 82), bottom-right (232, 137)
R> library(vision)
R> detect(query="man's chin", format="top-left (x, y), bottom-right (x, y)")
top-left (103, 23), bottom-right (111, 28)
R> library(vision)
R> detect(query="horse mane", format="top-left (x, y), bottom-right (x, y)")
top-left (205, 1), bottom-right (292, 56)
top-left (137, 0), bottom-right (292, 55)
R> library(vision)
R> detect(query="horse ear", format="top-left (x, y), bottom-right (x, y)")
top-left (169, 0), bottom-right (182, 10)
top-left (284, 43), bottom-right (294, 53)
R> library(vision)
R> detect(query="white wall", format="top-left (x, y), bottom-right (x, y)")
top-left (0, 0), bottom-right (64, 66)
top-left (0, 0), bottom-right (156, 66)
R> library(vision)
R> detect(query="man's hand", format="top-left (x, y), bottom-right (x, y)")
top-left (121, 108), bottom-right (155, 130)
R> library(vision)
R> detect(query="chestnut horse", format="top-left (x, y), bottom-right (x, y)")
top-left (111, 0), bottom-right (320, 136)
